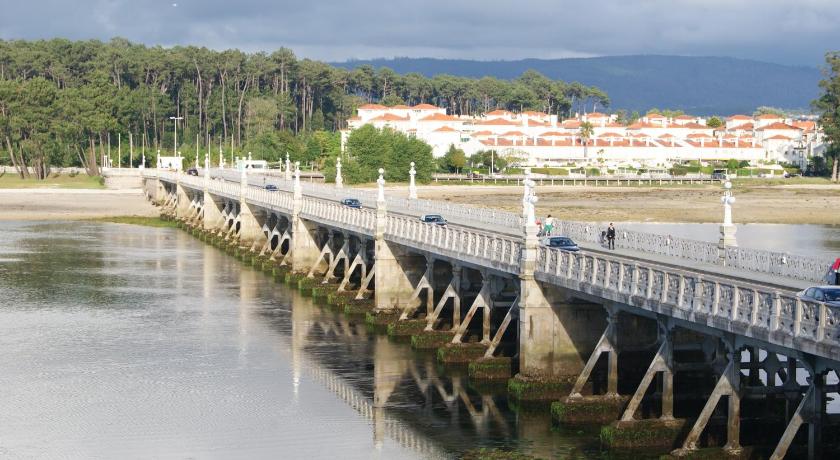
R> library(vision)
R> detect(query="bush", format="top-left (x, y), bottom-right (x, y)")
top-left (324, 125), bottom-right (435, 184)
top-left (531, 167), bottom-right (569, 176)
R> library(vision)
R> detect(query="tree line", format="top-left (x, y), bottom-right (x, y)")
top-left (0, 38), bottom-right (608, 178)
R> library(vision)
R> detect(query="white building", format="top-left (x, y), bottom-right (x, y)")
top-left (342, 104), bottom-right (826, 168)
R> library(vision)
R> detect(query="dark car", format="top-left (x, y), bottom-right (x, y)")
top-left (186, 167), bottom-right (199, 176)
top-left (541, 236), bottom-right (580, 252)
top-left (420, 214), bottom-right (447, 226)
top-left (264, 184), bottom-right (278, 192)
top-left (797, 286), bottom-right (840, 307)
top-left (341, 198), bottom-right (362, 208)
top-left (467, 172), bottom-right (483, 179)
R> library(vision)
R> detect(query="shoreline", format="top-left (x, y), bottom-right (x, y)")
top-left (0, 188), bottom-right (158, 221)
top-left (1, 184), bottom-right (837, 226)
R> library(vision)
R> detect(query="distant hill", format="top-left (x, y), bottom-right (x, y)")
top-left (333, 55), bottom-right (821, 116)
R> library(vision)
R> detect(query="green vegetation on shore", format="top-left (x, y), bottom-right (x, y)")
top-left (0, 173), bottom-right (103, 189)
top-left (87, 216), bottom-right (177, 228)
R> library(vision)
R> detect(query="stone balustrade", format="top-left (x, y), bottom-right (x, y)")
top-left (535, 246), bottom-right (839, 360)
top-left (145, 168), bottom-right (834, 283)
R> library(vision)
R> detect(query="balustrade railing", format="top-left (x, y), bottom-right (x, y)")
top-left (148, 169), bottom-right (835, 284)
top-left (536, 246), bottom-right (839, 355)
top-left (384, 215), bottom-right (522, 270)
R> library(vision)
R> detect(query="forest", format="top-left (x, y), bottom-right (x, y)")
top-left (0, 38), bottom-right (609, 178)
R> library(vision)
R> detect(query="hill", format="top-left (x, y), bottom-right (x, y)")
top-left (333, 55), bottom-right (821, 115)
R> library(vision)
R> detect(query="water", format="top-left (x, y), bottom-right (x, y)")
top-left (0, 221), bottom-right (595, 459)
top-left (616, 223), bottom-right (840, 259)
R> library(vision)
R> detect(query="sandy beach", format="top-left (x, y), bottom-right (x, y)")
top-left (0, 189), bottom-right (158, 221)
top-left (394, 183), bottom-right (840, 225)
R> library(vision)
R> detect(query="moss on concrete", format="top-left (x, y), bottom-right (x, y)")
top-left (285, 272), bottom-right (307, 285)
top-left (437, 343), bottom-right (488, 364)
top-left (410, 331), bottom-right (455, 350)
top-left (311, 283), bottom-right (341, 299)
top-left (297, 276), bottom-right (320, 295)
top-left (387, 319), bottom-right (427, 337)
top-left (344, 299), bottom-right (374, 315)
top-left (365, 310), bottom-right (400, 327)
top-left (662, 447), bottom-right (756, 460)
top-left (600, 418), bottom-right (688, 451)
top-left (507, 373), bottom-right (576, 402)
top-left (551, 396), bottom-right (628, 426)
top-left (469, 357), bottom-right (511, 381)
top-left (326, 291), bottom-right (355, 307)
top-left (460, 448), bottom-right (542, 460)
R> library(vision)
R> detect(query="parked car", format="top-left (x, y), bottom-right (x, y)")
top-left (186, 167), bottom-right (199, 176)
top-left (341, 198), bottom-right (362, 208)
top-left (264, 184), bottom-right (278, 192)
top-left (420, 214), bottom-right (447, 226)
top-left (541, 236), bottom-right (580, 252)
top-left (797, 286), bottom-right (840, 307)
top-left (467, 172), bottom-right (483, 179)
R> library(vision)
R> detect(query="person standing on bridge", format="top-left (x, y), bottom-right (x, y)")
top-left (607, 223), bottom-right (616, 250)
top-left (544, 215), bottom-right (555, 236)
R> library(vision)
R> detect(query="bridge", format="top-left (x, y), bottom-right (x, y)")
top-left (139, 163), bottom-right (838, 459)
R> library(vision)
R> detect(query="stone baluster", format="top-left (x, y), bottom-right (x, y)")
top-left (409, 162), bottom-right (418, 200)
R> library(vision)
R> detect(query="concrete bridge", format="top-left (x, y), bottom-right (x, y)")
top-left (141, 164), bottom-right (839, 459)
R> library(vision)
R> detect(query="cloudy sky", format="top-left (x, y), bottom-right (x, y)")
top-left (1, 0), bottom-right (838, 66)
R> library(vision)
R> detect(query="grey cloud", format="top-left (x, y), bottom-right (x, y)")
top-left (0, 0), bottom-right (837, 65)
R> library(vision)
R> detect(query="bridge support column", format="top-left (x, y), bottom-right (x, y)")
top-left (237, 201), bottom-right (264, 250)
top-left (672, 337), bottom-right (742, 457)
top-left (290, 217), bottom-right (320, 273)
top-left (374, 239), bottom-right (422, 312)
top-left (201, 164), bottom-right (222, 232)
top-left (175, 182), bottom-right (191, 219)
top-left (518, 281), bottom-right (607, 379)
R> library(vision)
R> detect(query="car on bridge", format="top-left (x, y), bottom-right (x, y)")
top-left (186, 167), bottom-right (199, 176)
top-left (541, 236), bottom-right (580, 252)
top-left (797, 286), bottom-right (840, 307)
top-left (341, 198), bottom-right (362, 208)
top-left (264, 184), bottom-right (278, 192)
top-left (420, 214), bottom-right (447, 226)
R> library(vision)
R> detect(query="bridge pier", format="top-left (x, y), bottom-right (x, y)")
top-left (290, 217), bottom-right (321, 273)
top-left (374, 240), bottom-right (424, 312)
top-left (175, 181), bottom-right (191, 219)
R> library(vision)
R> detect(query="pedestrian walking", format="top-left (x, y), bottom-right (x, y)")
top-left (607, 223), bottom-right (616, 250)
top-left (544, 215), bottom-right (555, 236)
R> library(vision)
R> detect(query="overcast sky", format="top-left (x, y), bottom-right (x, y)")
top-left (1, 0), bottom-right (838, 66)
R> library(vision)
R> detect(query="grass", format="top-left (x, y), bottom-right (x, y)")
top-left (730, 177), bottom-right (836, 186)
top-left (87, 216), bottom-right (178, 228)
top-left (0, 173), bottom-right (104, 189)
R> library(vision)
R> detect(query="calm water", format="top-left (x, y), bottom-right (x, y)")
top-left (616, 223), bottom-right (840, 258)
top-left (0, 222), bottom-right (592, 459)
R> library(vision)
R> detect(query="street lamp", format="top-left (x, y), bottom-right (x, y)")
top-left (169, 116), bottom-right (183, 161)
top-left (718, 181), bottom-right (737, 263)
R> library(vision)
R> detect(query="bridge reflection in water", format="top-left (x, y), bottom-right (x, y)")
top-left (233, 262), bottom-right (592, 459)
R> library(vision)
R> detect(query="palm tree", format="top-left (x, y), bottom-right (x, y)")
top-left (579, 121), bottom-right (594, 160)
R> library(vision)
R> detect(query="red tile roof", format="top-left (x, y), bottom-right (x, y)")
top-left (500, 130), bottom-right (527, 136)
top-left (765, 134), bottom-right (793, 140)
top-left (757, 122), bottom-right (801, 131)
top-left (477, 118), bottom-right (520, 126)
top-left (412, 103), bottom-right (440, 110)
top-left (486, 109), bottom-right (510, 116)
top-left (756, 114), bottom-right (783, 120)
top-left (359, 103), bottom-right (387, 110)
top-left (420, 113), bottom-right (458, 121)
top-left (727, 114), bottom-right (752, 120)
top-left (433, 126), bottom-right (458, 132)
top-left (371, 113), bottom-right (409, 122)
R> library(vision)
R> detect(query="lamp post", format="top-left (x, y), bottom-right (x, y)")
top-left (409, 161), bottom-right (417, 199)
top-left (718, 181), bottom-right (737, 264)
top-left (169, 116), bottom-right (183, 162)
top-left (285, 152), bottom-right (292, 181)
top-left (335, 157), bottom-right (343, 188)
